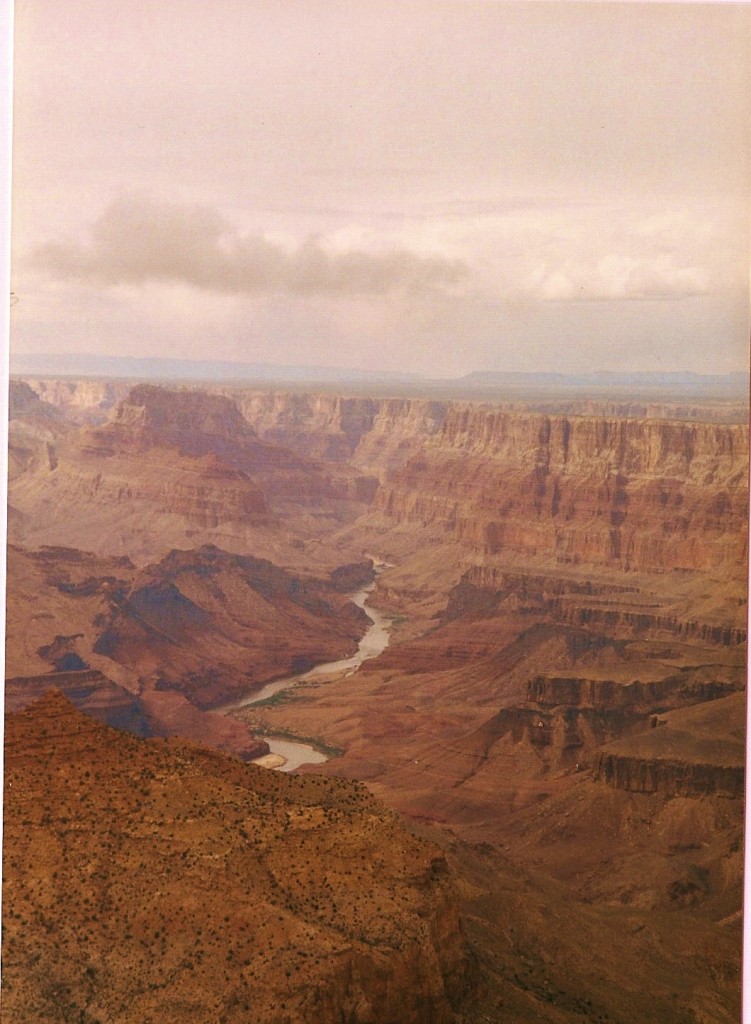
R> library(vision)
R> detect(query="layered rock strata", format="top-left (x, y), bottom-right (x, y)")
top-left (7, 386), bottom-right (379, 565)
top-left (376, 410), bottom-right (748, 574)
top-left (593, 692), bottom-right (746, 799)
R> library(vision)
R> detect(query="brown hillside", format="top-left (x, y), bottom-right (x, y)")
top-left (2, 692), bottom-right (470, 1024)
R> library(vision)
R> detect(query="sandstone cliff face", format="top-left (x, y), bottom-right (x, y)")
top-left (226, 391), bottom-right (382, 462)
top-left (3, 693), bottom-right (470, 1024)
top-left (594, 753), bottom-right (744, 798)
top-left (351, 398), bottom-right (448, 477)
top-left (376, 409), bottom-right (748, 574)
top-left (227, 390), bottom-right (448, 478)
top-left (23, 377), bottom-right (131, 422)
top-left (592, 693), bottom-right (746, 800)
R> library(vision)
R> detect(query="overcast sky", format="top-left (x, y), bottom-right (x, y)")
top-left (9, 1), bottom-right (751, 377)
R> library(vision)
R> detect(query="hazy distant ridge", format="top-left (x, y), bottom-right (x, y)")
top-left (10, 352), bottom-right (423, 383)
top-left (11, 352), bottom-right (749, 396)
top-left (460, 370), bottom-right (749, 390)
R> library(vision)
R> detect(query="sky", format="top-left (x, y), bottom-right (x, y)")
top-left (8, 1), bottom-right (751, 378)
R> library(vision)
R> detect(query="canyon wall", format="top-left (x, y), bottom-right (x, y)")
top-left (23, 377), bottom-right (131, 423)
top-left (376, 408), bottom-right (748, 574)
top-left (211, 390), bottom-right (749, 578)
top-left (594, 751), bottom-right (744, 798)
top-left (225, 390), bottom-right (449, 478)
top-left (18, 382), bottom-right (748, 579)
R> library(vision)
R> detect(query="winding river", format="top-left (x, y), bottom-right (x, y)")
top-left (223, 574), bottom-right (392, 772)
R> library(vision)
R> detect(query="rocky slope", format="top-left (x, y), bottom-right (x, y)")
top-left (3, 693), bottom-right (470, 1024)
top-left (5, 543), bottom-right (372, 759)
top-left (7, 379), bottom-right (70, 481)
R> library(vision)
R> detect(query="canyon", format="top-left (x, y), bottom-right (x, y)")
top-left (4, 376), bottom-right (747, 1023)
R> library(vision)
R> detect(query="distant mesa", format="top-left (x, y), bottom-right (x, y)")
top-left (459, 369), bottom-right (749, 395)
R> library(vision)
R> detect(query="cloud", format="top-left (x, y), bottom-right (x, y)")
top-left (520, 256), bottom-right (710, 303)
top-left (32, 195), bottom-right (467, 298)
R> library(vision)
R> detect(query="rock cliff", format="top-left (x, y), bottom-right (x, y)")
top-left (22, 377), bottom-right (131, 423)
top-left (7, 379), bottom-right (69, 481)
top-left (594, 752), bottom-right (744, 798)
top-left (593, 692), bottom-right (746, 799)
top-left (376, 409), bottom-right (748, 574)
top-left (222, 390), bottom-right (449, 478)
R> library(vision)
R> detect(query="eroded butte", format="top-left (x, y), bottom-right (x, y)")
top-left (4, 377), bottom-right (747, 1023)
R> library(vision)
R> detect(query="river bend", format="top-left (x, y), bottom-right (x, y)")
top-left (223, 576), bottom-right (391, 771)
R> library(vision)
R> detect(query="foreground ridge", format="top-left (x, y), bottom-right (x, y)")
top-left (3, 692), bottom-right (470, 1024)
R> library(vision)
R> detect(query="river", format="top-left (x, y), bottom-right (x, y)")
top-left (222, 574), bottom-right (392, 772)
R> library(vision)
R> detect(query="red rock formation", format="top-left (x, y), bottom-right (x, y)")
top-left (377, 409), bottom-right (748, 574)
top-left (594, 692), bottom-right (746, 798)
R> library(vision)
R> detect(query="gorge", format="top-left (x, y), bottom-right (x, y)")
top-left (4, 376), bottom-right (747, 1024)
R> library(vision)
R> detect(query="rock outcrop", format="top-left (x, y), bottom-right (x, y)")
top-left (593, 692), bottom-right (746, 799)
top-left (594, 752), bottom-right (744, 798)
